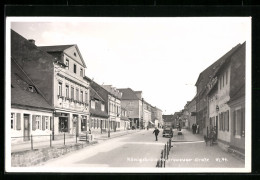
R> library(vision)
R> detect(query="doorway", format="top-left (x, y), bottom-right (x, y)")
top-left (23, 114), bottom-right (30, 141)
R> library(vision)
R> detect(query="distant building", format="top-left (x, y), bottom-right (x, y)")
top-left (184, 98), bottom-right (196, 130)
top-left (118, 88), bottom-right (143, 129)
top-left (120, 107), bottom-right (130, 130)
top-left (162, 115), bottom-right (175, 128)
top-left (143, 100), bottom-right (152, 129)
top-left (88, 85), bottom-right (109, 134)
top-left (151, 106), bottom-right (163, 128)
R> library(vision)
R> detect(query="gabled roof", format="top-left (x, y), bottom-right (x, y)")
top-left (195, 44), bottom-right (242, 94)
top-left (118, 88), bottom-right (141, 100)
top-left (38, 45), bottom-right (74, 52)
top-left (228, 83), bottom-right (245, 104)
top-left (90, 86), bottom-right (105, 102)
top-left (102, 85), bottom-right (122, 99)
top-left (11, 58), bottom-right (53, 110)
top-left (162, 115), bottom-right (174, 122)
top-left (90, 108), bottom-right (109, 119)
top-left (38, 44), bottom-right (87, 68)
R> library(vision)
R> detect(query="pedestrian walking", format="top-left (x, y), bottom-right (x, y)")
top-left (153, 127), bottom-right (160, 141)
top-left (196, 123), bottom-right (200, 134)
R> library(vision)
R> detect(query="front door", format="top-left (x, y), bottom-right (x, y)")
top-left (24, 114), bottom-right (30, 141)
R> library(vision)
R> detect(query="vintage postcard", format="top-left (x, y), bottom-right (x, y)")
top-left (5, 17), bottom-right (251, 173)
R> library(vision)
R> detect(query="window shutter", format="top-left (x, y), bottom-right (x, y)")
top-left (241, 107), bottom-right (245, 137)
top-left (50, 117), bottom-right (52, 130)
top-left (233, 110), bottom-right (236, 135)
top-left (42, 116), bottom-right (45, 130)
top-left (32, 115), bottom-right (36, 131)
top-left (227, 110), bottom-right (229, 131)
top-left (16, 113), bottom-right (21, 130)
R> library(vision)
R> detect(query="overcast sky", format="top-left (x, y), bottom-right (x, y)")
top-left (10, 17), bottom-right (250, 114)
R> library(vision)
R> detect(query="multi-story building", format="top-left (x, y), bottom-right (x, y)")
top-left (195, 43), bottom-right (242, 136)
top-left (151, 106), bottom-right (163, 128)
top-left (204, 42), bottom-right (245, 153)
top-left (91, 82), bottom-right (122, 132)
top-left (11, 29), bottom-right (90, 137)
top-left (11, 57), bottom-right (53, 142)
top-left (185, 98), bottom-right (196, 130)
top-left (120, 107), bottom-right (130, 130)
top-left (143, 100), bottom-right (152, 129)
top-left (162, 115), bottom-right (175, 128)
top-left (89, 85), bottom-right (109, 134)
top-left (118, 88), bottom-right (144, 129)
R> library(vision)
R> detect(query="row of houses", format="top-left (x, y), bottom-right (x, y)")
top-left (10, 29), bottom-right (163, 142)
top-left (182, 42), bottom-right (246, 156)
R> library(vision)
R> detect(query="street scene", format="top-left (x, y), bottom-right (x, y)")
top-left (36, 128), bottom-right (244, 168)
top-left (6, 17), bottom-right (250, 172)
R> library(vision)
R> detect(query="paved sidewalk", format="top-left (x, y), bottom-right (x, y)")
top-left (11, 129), bottom-right (140, 153)
top-left (165, 128), bottom-right (244, 168)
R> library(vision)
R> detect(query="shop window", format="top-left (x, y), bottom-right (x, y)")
top-left (11, 113), bottom-right (15, 129)
top-left (59, 117), bottom-right (68, 132)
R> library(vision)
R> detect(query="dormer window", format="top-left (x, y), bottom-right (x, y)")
top-left (28, 86), bottom-right (35, 93)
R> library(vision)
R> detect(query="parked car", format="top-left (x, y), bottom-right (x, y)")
top-left (162, 127), bottom-right (173, 138)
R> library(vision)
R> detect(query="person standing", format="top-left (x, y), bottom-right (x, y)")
top-left (153, 127), bottom-right (160, 141)
top-left (196, 123), bottom-right (200, 134)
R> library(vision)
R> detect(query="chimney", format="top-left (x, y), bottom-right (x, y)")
top-left (28, 39), bottom-right (35, 45)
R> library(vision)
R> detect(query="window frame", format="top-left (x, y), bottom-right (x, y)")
top-left (65, 85), bottom-right (69, 98)
top-left (36, 115), bottom-right (41, 130)
top-left (74, 64), bottom-right (77, 74)
top-left (11, 112), bottom-right (15, 130)
top-left (76, 88), bottom-right (79, 101)
top-left (65, 58), bottom-right (69, 69)
top-left (58, 82), bottom-right (62, 96)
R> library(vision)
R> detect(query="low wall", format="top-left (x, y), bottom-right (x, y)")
top-left (11, 141), bottom-right (97, 167)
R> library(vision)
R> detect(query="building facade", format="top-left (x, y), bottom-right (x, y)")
top-left (89, 85), bottom-right (109, 134)
top-left (11, 58), bottom-right (53, 142)
top-left (11, 30), bottom-right (90, 138)
top-left (185, 98), bottom-right (196, 130)
top-left (118, 88), bottom-right (143, 129)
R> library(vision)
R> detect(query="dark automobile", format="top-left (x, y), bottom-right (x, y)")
top-left (162, 127), bottom-right (173, 138)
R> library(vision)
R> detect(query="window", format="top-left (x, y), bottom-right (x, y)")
top-left (76, 89), bottom-right (79, 101)
top-left (71, 87), bottom-right (74, 100)
top-left (45, 116), bottom-right (49, 130)
top-left (58, 82), bottom-right (62, 96)
top-left (222, 75), bottom-right (224, 87)
top-left (226, 71), bottom-right (228, 85)
top-left (28, 86), bottom-right (35, 93)
top-left (80, 68), bottom-right (83, 77)
top-left (80, 91), bottom-right (83, 102)
top-left (85, 92), bottom-right (88, 103)
top-left (65, 59), bottom-right (69, 69)
top-left (74, 52), bottom-right (77, 57)
top-left (234, 108), bottom-right (245, 138)
top-left (36, 115), bottom-right (41, 130)
top-left (101, 104), bottom-right (105, 111)
top-left (74, 64), bottom-right (77, 73)
top-left (91, 100), bottom-right (95, 109)
top-left (11, 113), bottom-right (15, 129)
top-left (66, 85), bottom-right (69, 98)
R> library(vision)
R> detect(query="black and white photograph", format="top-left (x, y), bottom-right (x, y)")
top-left (5, 17), bottom-right (251, 173)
